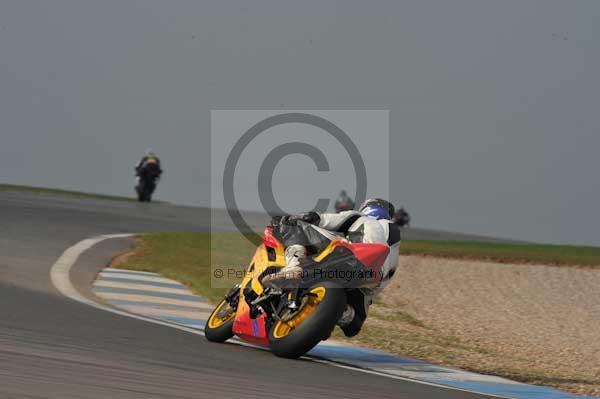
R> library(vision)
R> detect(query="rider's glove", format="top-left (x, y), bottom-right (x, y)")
top-left (299, 211), bottom-right (320, 225)
top-left (281, 212), bottom-right (320, 226)
top-left (270, 215), bottom-right (293, 228)
top-left (280, 215), bottom-right (299, 226)
top-left (271, 212), bottom-right (320, 229)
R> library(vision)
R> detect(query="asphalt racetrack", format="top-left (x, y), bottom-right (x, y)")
top-left (0, 191), bottom-right (493, 399)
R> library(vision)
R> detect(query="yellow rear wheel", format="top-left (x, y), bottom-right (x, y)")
top-left (272, 287), bottom-right (326, 338)
top-left (268, 282), bottom-right (346, 359)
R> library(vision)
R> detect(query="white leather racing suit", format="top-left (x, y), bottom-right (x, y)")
top-left (317, 210), bottom-right (400, 293)
top-left (308, 210), bottom-right (400, 336)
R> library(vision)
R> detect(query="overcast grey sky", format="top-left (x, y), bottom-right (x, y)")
top-left (1, 0), bottom-right (599, 245)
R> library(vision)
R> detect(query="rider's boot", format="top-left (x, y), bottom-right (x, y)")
top-left (338, 304), bottom-right (366, 337)
top-left (337, 305), bottom-right (356, 327)
top-left (339, 313), bottom-right (365, 337)
top-left (261, 245), bottom-right (306, 284)
top-left (338, 291), bottom-right (372, 337)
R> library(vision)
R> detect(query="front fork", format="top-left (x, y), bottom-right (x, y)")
top-left (224, 284), bottom-right (241, 309)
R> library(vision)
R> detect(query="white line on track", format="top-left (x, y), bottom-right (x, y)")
top-left (50, 234), bottom-right (510, 399)
top-left (94, 292), bottom-right (213, 308)
top-left (113, 304), bottom-right (212, 319)
top-left (93, 280), bottom-right (193, 295)
top-left (98, 272), bottom-right (183, 284)
top-left (50, 234), bottom-right (204, 334)
top-left (102, 268), bottom-right (160, 276)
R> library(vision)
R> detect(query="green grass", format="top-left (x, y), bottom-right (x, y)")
top-left (0, 183), bottom-right (135, 202)
top-left (402, 240), bottom-right (600, 267)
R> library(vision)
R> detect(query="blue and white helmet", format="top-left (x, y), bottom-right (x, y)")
top-left (359, 198), bottom-right (395, 220)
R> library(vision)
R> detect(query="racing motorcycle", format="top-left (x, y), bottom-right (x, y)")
top-left (135, 162), bottom-right (161, 202)
top-left (204, 218), bottom-right (389, 359)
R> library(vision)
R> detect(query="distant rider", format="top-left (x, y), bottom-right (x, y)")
top-left (265, 198), bottom-right (401, 337)
top-left (135, 148), bottom-right (163, 179)
top-left (334, 190), bottom-right (355, 212)
top-left (393, 206), bottom-right (411, 227)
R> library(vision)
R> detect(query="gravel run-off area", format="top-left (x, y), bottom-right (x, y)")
top-left (361, 255), bottom-right (600, 396)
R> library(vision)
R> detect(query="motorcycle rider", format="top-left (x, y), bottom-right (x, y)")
top-left (135, 148), bottom-right (163, 177)
top-left (265, 198), bottom-right (401, 337)
top-left (393, 206), bottom-right (411, 227)
top-left (334, 190), bottom-right (355, 212)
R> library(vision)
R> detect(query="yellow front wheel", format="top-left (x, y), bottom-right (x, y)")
top-left (268, 282), bottom-right (346, 359)
top-left (205, 297), bottom-right (237, 343)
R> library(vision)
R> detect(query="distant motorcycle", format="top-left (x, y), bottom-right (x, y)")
top-left (334, 190), bottom-right (355, 213)
top-left (135, 161), bottom-right (161, 202)
top-left (393, 207), bottom-right (411, 227)
top-left (334, 200), bottom-right (354, 213)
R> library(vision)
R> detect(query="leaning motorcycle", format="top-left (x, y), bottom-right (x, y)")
top-left (204, 219), bottom-right (389, 359)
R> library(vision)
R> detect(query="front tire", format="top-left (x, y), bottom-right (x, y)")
top-left (136, 185), bottom-right (144, 202)
top-left (268, 282), bottom-right (346, 359)
top-left (205, 298), bottom-right (236, 343)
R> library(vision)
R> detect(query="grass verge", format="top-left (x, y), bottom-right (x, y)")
top-left (0, 183), bottom-right (136, 202)
top-left (402, 240), bottom-right (600, 267)
top-left (114, 232), bottom-right (596, 395)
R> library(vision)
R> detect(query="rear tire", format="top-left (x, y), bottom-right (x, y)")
top-left (268, 282), bottom-right (346, 359)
